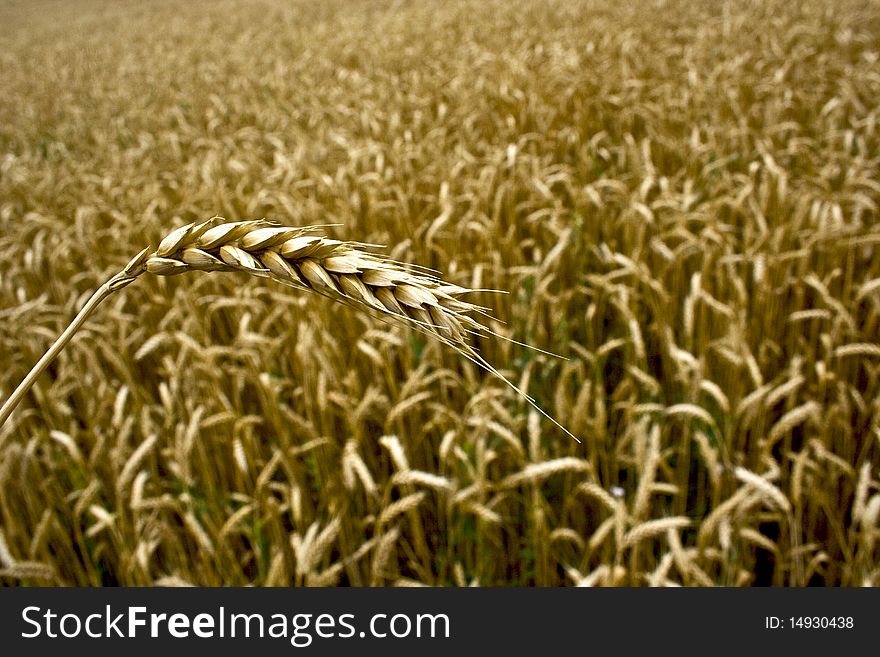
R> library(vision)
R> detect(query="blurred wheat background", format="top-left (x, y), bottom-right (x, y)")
top-left (1, 0), bottom-right (879, 586)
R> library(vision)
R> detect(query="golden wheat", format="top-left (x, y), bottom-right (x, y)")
top-left (0, 216), bottom-right (577, 441)
top-left (1, 0), bottom-right (877, 587)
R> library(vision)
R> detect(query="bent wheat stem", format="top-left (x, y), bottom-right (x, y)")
top-left (0, 273), bottom-right (133, 428)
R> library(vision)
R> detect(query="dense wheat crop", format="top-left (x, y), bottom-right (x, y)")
top-left (1, 0), bottom-right (879, 586)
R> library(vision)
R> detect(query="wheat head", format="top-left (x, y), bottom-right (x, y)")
top-left (0, 217), bottom-right (577, 441)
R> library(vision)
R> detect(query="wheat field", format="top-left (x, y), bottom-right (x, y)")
top-left (1, 0), bottom-right (878, 586)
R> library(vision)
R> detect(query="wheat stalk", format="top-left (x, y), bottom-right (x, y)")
top-left (0, 216), bottom-right (578, 441)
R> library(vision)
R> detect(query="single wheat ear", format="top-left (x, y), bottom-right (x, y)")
top-left (0, 217), bottom-right (579, 442)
